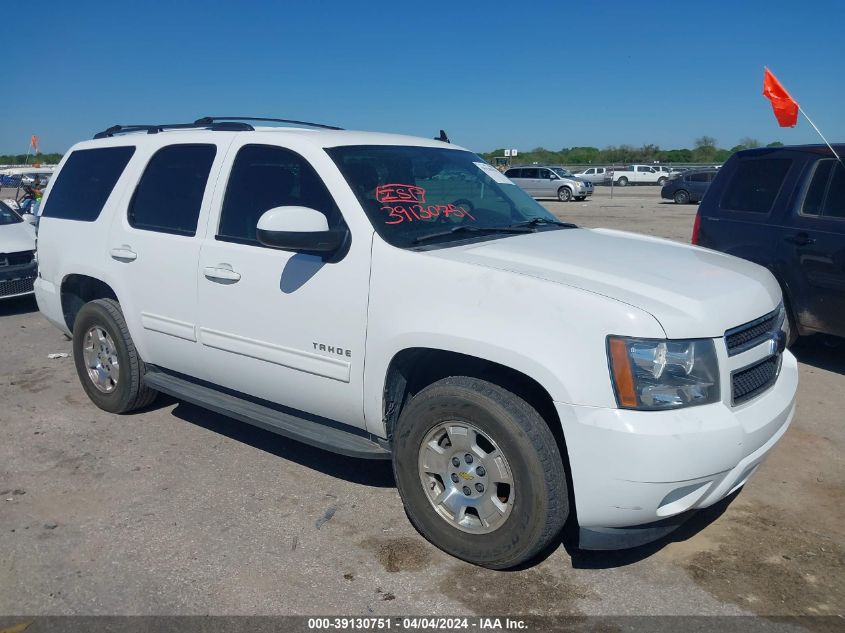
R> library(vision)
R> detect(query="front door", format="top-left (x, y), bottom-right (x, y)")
top-left (782, 158), bottom-right (845, 337)
top-left (195, 142), bottom-right (371, 427)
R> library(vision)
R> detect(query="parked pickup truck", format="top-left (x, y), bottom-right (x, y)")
top-left (34, 117), bottom-right (797, 569)
top-left (611, 164), bottom-right (667, 186)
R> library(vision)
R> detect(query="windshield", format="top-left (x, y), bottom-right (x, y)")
top-left (552, 168), bottom-right (574, 178)
top-left (327, 146), bottom-right (564, 248)
top-left (0, 201), bottom-right (23, 225)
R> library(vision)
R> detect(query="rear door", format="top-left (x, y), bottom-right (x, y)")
top-left (106, 135), bottom-right (235, 375)
top-left (687, 172), bottom-right (709, 201)
top-left (538, 168), bottom-right (557, 197)
top-left (782, 158), bottom-right (845, 337)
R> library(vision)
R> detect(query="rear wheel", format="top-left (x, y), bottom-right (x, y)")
top-left (557, 187), bottom-right (572, 202)
top-left (616, 176), bottom-right (628, 186)
top-left (674, 189), bottom-right (690, 204)
top-left (657, 176), bottom-right (667, 186)
top-left (392, 376), bottom-right (569, 569)
top-left (72, 299), bottom-right (158, 413)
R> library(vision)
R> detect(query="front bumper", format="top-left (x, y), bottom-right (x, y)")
top-left (0, 261), bottom-right (37, 299)
top-left (554, 350), bottom-right (798, 543)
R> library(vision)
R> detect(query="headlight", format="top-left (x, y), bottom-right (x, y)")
top-left (607, 336), bottom-right (720, 410)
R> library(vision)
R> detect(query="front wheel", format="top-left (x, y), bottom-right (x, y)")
top-left (657, 177), bottom-right (667, 186)
top-left (557, 187), bottom-right (572, 202)
top-left (392, 376), bottom-right (569, 569)
top-left (674, 189), bottom-right (690, 204)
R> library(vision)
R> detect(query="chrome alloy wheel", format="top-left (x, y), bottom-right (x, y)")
top-left (417, 421), bottom-right (515, 534)
top-left (82, 326), bottom-right (120, 393)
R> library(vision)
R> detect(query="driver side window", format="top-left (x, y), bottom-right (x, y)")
top-left (217, 144), bottom-right (342, 245)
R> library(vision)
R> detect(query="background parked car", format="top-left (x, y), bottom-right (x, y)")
top-left (694, 144), bottom-right (845, 342)
top-left (504, 166), bottom-right (592, 201)
top-left (573, 166), bottom-right (611, 184)
top-left (661, 168), bottom-right (718, 204)
top-left (0, 200), bottom-right (38, 300)
top-left (610, 164), bottom-right (665, 186)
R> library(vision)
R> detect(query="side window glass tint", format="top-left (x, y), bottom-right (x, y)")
top-left (129, 144), bottom-right (216, 236)
top-left (720, 158), bottom-right (792, 213)
top-left (522, 168), bottom-right (539, 179)
top-left (41, 146), bottom-right (135, 221)
top-left (823, 162), bottom-right (845, 219)
top-left (505, 169), bottom-right (520, 178)
top-left (801, 160), bottom-right (833, 216)
top-left (218, 144), bottom-right (341, 244)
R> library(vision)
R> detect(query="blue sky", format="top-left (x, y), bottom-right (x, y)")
top-left (2, 0), bottom-right (843, 155)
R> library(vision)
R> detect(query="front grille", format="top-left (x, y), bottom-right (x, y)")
top-left (0, 276), bottom-right (35, 297)
top-left (732, 355), bottom-right (780, 404)
top-left (725, 308), bottom-right (780, 356)
top-left (0, 251), bottom-right (34, 267)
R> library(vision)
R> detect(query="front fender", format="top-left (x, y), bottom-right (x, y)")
top-left (362, 239), bottom-right (665, 437)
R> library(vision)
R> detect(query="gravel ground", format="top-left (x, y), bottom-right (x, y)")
top-left (0, 186), bottom-right (842, 623)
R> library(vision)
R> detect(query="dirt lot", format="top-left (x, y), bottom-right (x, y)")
top-left (1, 187), bottom-right (842, 623)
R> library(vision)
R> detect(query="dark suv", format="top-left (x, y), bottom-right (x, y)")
top-left (661, 168), bottom-right (718, 204)
top-left (694, 144), bottom-right (845, 342)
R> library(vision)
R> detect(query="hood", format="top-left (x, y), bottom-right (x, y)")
top-left (0, 221), bottom-right (36, 253)
top-left (428, 228), bottom-right (781, 338)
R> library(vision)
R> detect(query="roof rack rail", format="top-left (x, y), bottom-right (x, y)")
top-left (194, 116), bottom-right (344, 131)
top-left (93, 116), bottom-right (343, 139)
top-left (93, 121), bottom-right (254, 139)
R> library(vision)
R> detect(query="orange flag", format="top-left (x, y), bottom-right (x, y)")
top-left (30, 135), bottom-right (39, 152)
top-left (763, 68), bottom-right (798, 128)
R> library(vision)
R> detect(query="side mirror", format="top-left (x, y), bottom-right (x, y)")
top-left (549, 173), bottom-right (557, 180)
top-left (23, 213), bottom-right (38, 226)
top-left (256, 206), bottom-right (347, 254)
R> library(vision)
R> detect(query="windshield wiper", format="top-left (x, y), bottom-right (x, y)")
top-left (413, 225), bottom-right (533, 245)
top-left (510, 217), bottom-right (578, 229)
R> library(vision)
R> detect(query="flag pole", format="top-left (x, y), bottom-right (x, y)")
top-left (797, 105), bottom-right (844, 167)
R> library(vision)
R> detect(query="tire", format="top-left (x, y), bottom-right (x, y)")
top-left (557, 187), bottom-right (572, 202)
top-left (616, 176), bottom-right (628, 187)
top-left (674, 189), bottom-right (690, 204)
top-left (657, 177), bottom-right (667, 186)
top-left (392, 376), bottom-right (569, 569)
top-left (72, 298), bottom-right (158, 413)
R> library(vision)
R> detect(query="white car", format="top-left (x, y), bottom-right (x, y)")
top-left (611, 164), bottom-right (667, 186)
top-left (574, 166), bottom-right (611, 184)
top-left (0, 200), bottom-right (37, 300)
top-left (34, 117), bottom-right (798, 569)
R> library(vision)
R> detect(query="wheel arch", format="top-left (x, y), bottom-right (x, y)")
top-left (382, 347), bottom-right (569, 456)
top-left (60, 274), bottom-right (119, 332)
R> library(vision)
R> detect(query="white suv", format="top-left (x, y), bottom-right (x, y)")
top-left (34, 117), bottom-right (798, 569)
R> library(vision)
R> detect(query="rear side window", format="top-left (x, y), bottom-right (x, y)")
top-left (688, 172), bottom-right (710, 183)
top-left (505, 169), bottom-right (522, 178)
top-left (802, 159), bottom-right (845, 219)
top-left (217, 144), bottom-right (341, 245)
top-left (720, 158), bottom-right (791, 213)
top-left (41, 146), bottom-right (135, 221)
top-left (522, 168), bottom-right (540, 178)
top-left (129, 144), bottom-right (217, 236)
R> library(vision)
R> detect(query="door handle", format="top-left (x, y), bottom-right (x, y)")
top-left (203, 265), bottom-right (241, 283)
top-left (109, 247), bottom-right (137, 262)
top-left (784, 233), bottom-right (815, 246)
